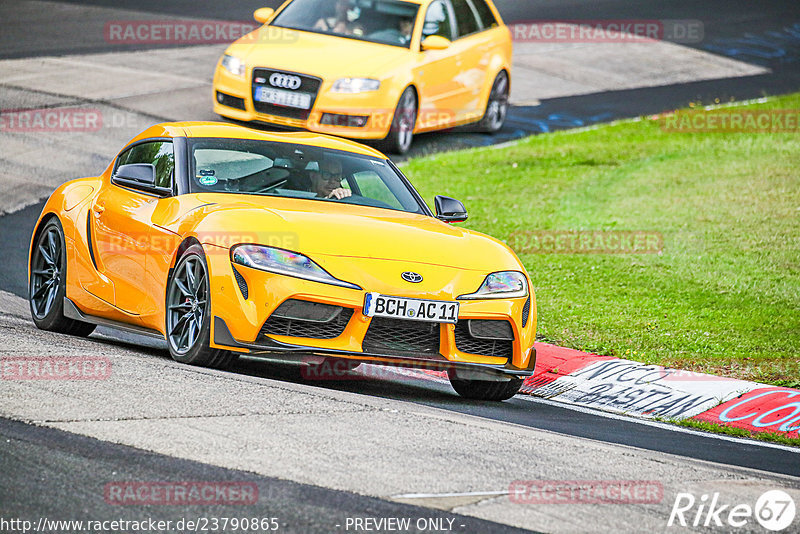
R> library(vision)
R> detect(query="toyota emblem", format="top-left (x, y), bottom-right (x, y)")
top-left (401, 272), bottom-right (423, 283)
top-left (269, 72), bottom-right (302, 90)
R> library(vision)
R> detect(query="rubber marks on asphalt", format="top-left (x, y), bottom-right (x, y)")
top-left (523, 344), bottom-right (800, 437)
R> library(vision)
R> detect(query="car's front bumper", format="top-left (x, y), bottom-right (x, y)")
top-left (212, 316), bottom-right (536, 379)
top-left (205, 246), bottom-right (537, 377)
top-left (213, 66), bottom-right (398, 140)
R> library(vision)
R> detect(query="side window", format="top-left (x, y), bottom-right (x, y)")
top-left (469, 0), bottom-right (497, 30)
top-left (451, 0), bottom-right (480, 37)
top-left (422, 0), bottom-right (453, 40)
top-left (352, 171), bottom-right (404, 210)
top-left (116, 141), bottom-right (174, 188)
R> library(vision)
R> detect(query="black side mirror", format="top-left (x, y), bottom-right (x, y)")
top-left (116, 163), bottom-right (156, 184)
top-left (434, 195), bottom-right (468, 223)
top-left (114, 164), bottom-right (172, 197)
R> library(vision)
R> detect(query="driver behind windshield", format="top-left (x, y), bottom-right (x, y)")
top-left (310, 159), bottom-right (352, 200)
top-left (314, 0), bottom-right (364, 36)
top-left (398, 17), bottom-right (413, 44)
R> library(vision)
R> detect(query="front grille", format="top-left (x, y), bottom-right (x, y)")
top-left (259, 300), bottom-right (353, 340)
top-left (362, 318), bottom-right (442, 358)
top-left (252, 68), bottom-right (322, 120)
top-left (455, 320), bottom-right (514, 359)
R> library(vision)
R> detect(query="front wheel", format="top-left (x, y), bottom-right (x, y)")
top-left (448, 369), bottom-right (523, 401)
top-left (166, 244), bottom-right (236, 369)
top-left (29, 218), bottom-right (95, 337)
top-left (475, 71), bottom-right (509, 133)
top-left (379, 87), bottom-right (417, 155)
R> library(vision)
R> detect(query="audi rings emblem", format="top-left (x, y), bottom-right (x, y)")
top-left (401, 272), bottom-right (423, 283)
top-left (269, 73), bottom-right (302, 90)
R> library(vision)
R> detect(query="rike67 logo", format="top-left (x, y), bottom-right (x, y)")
top-left (668, 490), bottom-right (796, 531)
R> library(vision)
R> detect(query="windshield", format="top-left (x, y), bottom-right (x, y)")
top-left (271, 0), bottom-right (420, 48)
top-left (188, 138), bottom-right (425, 214)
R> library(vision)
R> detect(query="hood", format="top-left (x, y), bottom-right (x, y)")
top-left (185, 194), bottom-right (522, 273)
top-left (229, 27), bottom-right (409, 81)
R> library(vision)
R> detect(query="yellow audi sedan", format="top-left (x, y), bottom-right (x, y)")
top-left (212, 0), bottom-right (512, 153)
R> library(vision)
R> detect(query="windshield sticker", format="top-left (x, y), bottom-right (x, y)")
top-left (197, 171), bottom-right (218, 186)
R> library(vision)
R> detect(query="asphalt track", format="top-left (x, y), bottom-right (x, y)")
top-left (2, 1), bottom-right (800, 532)
top-left (1, 418), bottom-right (538, 534)
top-left (2, 0), bottom-right (800, 157)
top-left (2, 201), bottom-right (799, 471)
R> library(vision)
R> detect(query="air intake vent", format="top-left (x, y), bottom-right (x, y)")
top-left (455, 320), bottom-right (513, 359)
top-left (260, 300), bottom-right (352, 340)
top-left (362, 317), bottom-right (442, 358)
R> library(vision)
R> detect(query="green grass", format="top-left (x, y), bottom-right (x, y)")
top-left (667, 418), bottom-right (800, 447)
top-left (404, 94), bottom-right (800, 384)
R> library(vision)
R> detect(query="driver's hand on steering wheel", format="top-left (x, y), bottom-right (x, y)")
top-left (327, 188), bottom-right (352, 200)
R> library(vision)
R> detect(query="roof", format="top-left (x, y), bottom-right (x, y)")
top-left (127, 121), bottom-right (387, 158)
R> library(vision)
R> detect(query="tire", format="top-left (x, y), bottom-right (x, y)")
top-left (29, 218), bottom-right (96, 337)
top-left (448, 369), bottom-right (523, 401)
top-left (379, 87), bottom-right (417, 155)
top-left (475, 70), bottom-right (509, 133)
top-left (166, 244), bottom-right (236, 369)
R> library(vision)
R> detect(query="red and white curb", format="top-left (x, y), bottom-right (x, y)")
top-left (346, 344), bottom-right (799, 438)
top-left (524, 343), bottom-right (800, 437)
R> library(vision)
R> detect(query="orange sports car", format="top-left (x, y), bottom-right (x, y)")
top-left (29, 122), bottom-right (535, 400)
top-left (213, 0), bottom-right (512, 153)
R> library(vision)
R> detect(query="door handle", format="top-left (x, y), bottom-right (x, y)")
top-left (92, 204), bottom-right (105, 217)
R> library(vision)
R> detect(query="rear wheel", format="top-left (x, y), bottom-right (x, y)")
top-left (166, 244), bottom-right (236, 369)
top-left (29, 218), bottom-right (95, 337)
top-left (379, 87), bottom-right (417, 155)
top-left (476, 70), bottom-right (509, 133)
top-left (448, 369), bottom-right (523, 401)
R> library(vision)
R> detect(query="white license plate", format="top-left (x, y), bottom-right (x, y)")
top-left (363, 293), bottom-right (459, 324)
top-left (254, 86), bottom-right (312, 109)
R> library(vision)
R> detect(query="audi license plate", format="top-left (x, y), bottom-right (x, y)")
top-left (254, 87), bottom-right (312, 109)
top-left (363, 293), bottom-right (459, 324)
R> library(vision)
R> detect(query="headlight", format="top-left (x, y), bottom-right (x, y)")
top-left (458, 271), bottom-right (528, 300)
top-left (231, 245), bottom-right (361, 290)
top-left (221, 54), bottom-right (246, 77)
top-left (331, 78), bottom-right (381, 93)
